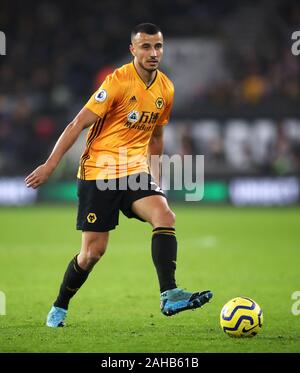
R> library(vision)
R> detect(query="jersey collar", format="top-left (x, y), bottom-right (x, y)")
top-left (131, 61), bottom-right (158, 90)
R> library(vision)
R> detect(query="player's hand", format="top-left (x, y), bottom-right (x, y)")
top-left (25, 163), bottom-right (54, 189)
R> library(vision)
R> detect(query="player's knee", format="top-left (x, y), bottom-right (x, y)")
top-left (152, 208), bottom-right (176, 227)
top-left (166, 209), bottom-right (176, 226)
top-left (80, 241), bottom-right (107, 269)
top-left (88, 242), bottom-right (107, 262)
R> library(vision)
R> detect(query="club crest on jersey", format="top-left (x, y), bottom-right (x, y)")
top-left (95, 89), bottom-right (107, 102)
top-left (155, 97), bottom-right (164, 109)
top-left (127, 110), bottom-right (140, 123)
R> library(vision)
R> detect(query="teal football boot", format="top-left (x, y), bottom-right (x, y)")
top-left (46, 306), bottom-right (67, 327)
top-left (160, 288), bottom-right (213, 316)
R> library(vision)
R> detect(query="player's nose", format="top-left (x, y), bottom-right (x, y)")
top-left (150, 48), bottom-right (158, 57)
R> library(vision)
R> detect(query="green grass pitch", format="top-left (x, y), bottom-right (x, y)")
top-left (0, 205), bottom-right (299, 352)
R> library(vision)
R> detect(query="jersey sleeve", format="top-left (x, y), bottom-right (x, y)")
top-left (157, 84), bottom-right (174, 126)
top-left (85, 73), bottom-right (120, 117)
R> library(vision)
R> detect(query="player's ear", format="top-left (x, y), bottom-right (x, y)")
top-left (129, 43), bottom-right (135, 57)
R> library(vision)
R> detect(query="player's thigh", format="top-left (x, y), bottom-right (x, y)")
top-left (131, 195), bottom-right (175, 227)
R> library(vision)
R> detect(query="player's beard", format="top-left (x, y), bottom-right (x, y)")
top-left (139, 60), bottom-right (159, 73)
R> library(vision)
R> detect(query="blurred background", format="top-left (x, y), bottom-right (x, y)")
top-left (1, 0), bottom-right (300, 206)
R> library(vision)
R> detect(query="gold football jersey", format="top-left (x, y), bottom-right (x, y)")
top-left (78, 62), bottom-right (174, 180)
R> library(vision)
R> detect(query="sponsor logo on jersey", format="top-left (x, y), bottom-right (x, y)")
top-left (129, 95), bottom-right (137, 103)
top-left (127, 110), bottom-right (140, 123)
top-left (124, 111), bottom-right (160, 131)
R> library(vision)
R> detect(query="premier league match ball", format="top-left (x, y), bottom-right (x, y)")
top-left (220, 297), bottom-right (263, 337)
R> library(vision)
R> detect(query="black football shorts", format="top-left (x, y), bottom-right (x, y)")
top-left (76, 172), bottom-right (166, 232)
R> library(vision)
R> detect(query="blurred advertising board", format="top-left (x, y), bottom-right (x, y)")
top-left (0, 177), bottom-right (299, 206)
top-left (0, 177), bottom-right (37, 205)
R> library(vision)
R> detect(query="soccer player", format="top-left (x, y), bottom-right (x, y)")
top-left (25, 23), bottom-right (213, 327)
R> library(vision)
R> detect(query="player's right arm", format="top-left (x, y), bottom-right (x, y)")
top-left (25, 107), bottom-right (99, 189)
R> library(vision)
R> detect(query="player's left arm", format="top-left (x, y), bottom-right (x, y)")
top-left (148, 125), bottom-right (164, 186)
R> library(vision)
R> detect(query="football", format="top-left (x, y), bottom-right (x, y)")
top-left (220, 297), bottom-right (263, 337)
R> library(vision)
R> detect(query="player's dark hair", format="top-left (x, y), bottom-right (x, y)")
top-left (131, 23), bottom-right (162, 40)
